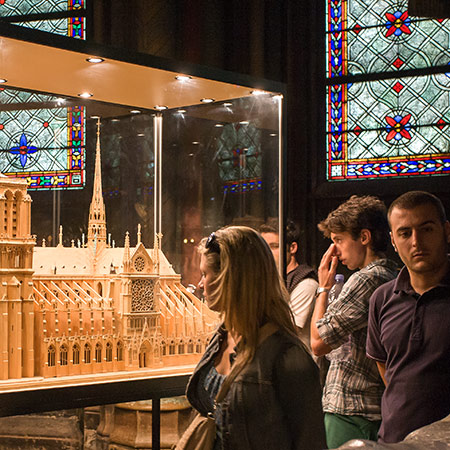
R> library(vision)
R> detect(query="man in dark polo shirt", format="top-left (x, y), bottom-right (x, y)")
top-left (367, 191), bottom-right (450, 443)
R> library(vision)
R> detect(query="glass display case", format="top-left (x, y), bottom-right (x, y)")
top-left (0, 22), bottom-right (285, 403)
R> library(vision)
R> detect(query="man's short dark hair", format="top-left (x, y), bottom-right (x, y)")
top-left (388, 191), bottom-right (447, 225)
top-left (318, 195), bottom-right (390, 253)
top-left (286, 220), bottom-right (301, 263)
top-left (260, 219), bottom-right (302, 263)
top-left (259, 218), bottom-right (278, 235)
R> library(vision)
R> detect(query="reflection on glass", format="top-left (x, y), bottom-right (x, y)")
top-left (161, 95), bottom-right (280, 286)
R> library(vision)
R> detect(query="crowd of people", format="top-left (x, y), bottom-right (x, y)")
top-left (177, 190), bottom-right (450, 450)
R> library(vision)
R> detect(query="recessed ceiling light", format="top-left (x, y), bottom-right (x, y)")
top-left (177, 109), bottom-right (186, 114)
top-left (90, 115), bottom-right (100, 119)
top-left (215, 124), bottom-right (224, 128)
top-left (201, 98), bottom-right (214, 103)
top-left (270, 133), bottom-right (277, 137)
top-left (251, 90), bottom-right (266, 96)
top-left (130, 110), bottom-right (141, 114)
top-left (78, 92), bottom-right (93, 98)
top-left (86, 57), bottom-right (104, 63)
top-left (239, 121), bottom-right (249, 125)
top-left (137, 133), bottom-right (145, 137)
top-left (154, 105), bottom-right (168, 111)
top-left (223, 102), bottom-right (232, 107)
top-left (175, 75), bottom-right (192, 82)
top-left (192, 141), bottom-right (200, 145)
top-left (0, 79), bottom-right (7, 83)
top-left (111, 118), bottom-right (120, 122)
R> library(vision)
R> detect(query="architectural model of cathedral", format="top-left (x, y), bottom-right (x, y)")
top-left (0, 125), bottom-right (218, 380)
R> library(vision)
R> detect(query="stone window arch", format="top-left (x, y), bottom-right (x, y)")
top-left (48, 345), bottom-right (56, 367)
top-left (60, 344), bottom-right (68, 366)
top-left (72, 344), bottom-right (80, 365)
top-left (84, 343), bottom-right (91, 364)
top-left (95, 343), bottom-right (102, 363)
top-left (106, 342), bottom-right (113, 362)
top-left (116, 341), bottom-right (123, 361)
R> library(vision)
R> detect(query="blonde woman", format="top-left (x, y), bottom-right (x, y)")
top-left (184, 226), bottom-right (326, 450)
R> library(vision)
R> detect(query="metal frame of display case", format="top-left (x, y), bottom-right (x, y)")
top-left (0, 21), bottom-right (287, 450)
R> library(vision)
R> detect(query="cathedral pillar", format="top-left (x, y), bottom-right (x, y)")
top-left (0, 195), bottom-right (5, 238)
top-left (7, 277), bottom-right (22, 379)
top-left (22, 280), bottom-right (35, 377)
top-left (0, 282), bottom-right (8, 380)
top-left (5, 195), bottom-right (13, 237)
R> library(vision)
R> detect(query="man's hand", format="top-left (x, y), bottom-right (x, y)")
top-left (318, 243), bottom-right (339, 290)
top-left (311, 243), bottom-right (339, 356)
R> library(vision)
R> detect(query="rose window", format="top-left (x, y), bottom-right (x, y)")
top-left (134, 256), bottom-right (146, 272)
top-left (131, 279), bottom-right (154, 311)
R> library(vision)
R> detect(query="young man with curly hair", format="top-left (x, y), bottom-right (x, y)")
top-left (310, 195), bottom-right (398, 448)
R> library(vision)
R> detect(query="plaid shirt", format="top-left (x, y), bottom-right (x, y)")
top-left (316, 258), bottom-right (398, 420)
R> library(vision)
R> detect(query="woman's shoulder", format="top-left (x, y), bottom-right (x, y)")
top-left (260, 329), bottom-right (311, 361)
top-left (273, 330), bottom-right (317, 370)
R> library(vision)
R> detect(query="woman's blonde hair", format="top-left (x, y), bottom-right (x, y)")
top-left (198, 226), bottom-right (297, 390)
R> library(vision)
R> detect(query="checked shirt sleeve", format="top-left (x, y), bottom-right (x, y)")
top-left (316, 270), bottom-right (379, 349)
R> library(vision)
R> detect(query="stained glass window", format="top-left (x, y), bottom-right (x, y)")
top-left (0, 0), bottom-right (86, 39)
top-left (0, 88), bottom-right (85, 190)
top-left (217, 122), bottom-right (262, 194)
top-left (326, 0), bottom-right (450, 180)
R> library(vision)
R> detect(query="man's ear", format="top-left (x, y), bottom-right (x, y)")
top-left (360, 229), bottom-right (372, 246)
top-left (390, 231), bottom-right (398, 252)
top-left (289, 242), bottom-right (298, 255)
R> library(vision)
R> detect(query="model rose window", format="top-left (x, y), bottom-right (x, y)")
top-left (134, 256), bottom-right (146, 272)
top-left (131, 279), bottom-right (155, 312)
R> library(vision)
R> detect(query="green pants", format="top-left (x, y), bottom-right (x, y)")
top-left (324, 412), bottom-right (381, 449)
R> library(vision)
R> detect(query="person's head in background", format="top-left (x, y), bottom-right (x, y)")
top-left (260, 219), bottom-right (301, 272)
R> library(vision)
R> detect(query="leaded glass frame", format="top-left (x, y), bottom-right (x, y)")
top-left (0, 0), bottom-right (86, 39)
top-left (0, 88), bottom-right (85, 189)
top-left (0, 0), bottom-right (86, 189)
top-left (326, 0), bottom-right (450, 180)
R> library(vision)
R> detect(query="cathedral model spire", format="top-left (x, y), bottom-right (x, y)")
top-left (87, 119), bottom-right (107, 250)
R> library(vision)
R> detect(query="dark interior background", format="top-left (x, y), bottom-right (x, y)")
top-left (87, 0), bottom-right (450, 273)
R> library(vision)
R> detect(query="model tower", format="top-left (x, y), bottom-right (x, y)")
top-left (0, 174), bottom-right (35, 379)
top-left (87, 119), bottom-right (107, 251)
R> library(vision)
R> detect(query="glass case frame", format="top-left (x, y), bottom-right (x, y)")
top-left (0, 21), bottom-right (286, 410)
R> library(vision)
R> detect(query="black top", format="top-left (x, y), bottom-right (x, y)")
top-left (186, 325), bottom-right (326, 450)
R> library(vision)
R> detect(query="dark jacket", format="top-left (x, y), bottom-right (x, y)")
top-left (186, 325), bottom-right (326, 450)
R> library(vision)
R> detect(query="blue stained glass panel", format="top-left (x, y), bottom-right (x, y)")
top-left (327, 0), bottom-right (450, 78)
top-left (217, 123), bottom-right (262, 182)
top-left (0, 88), bottom-right (85, 190)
